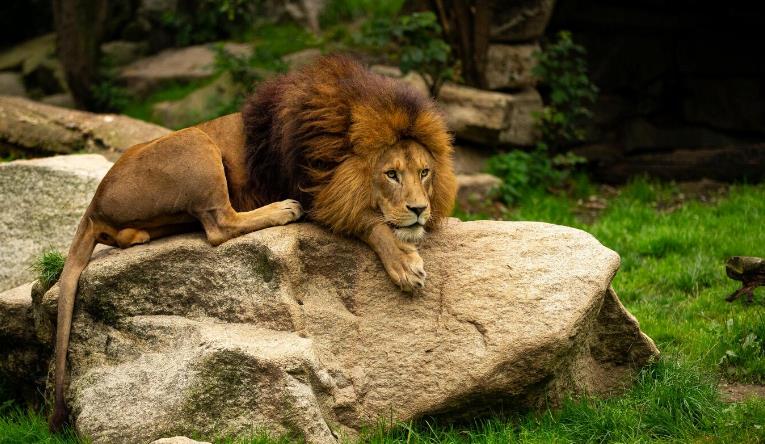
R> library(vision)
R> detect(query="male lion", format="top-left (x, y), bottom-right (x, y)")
top-left (49, 55), bottom-right (456, 430)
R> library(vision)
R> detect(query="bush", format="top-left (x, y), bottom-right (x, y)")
top-left (533, 30), bottom-right (599, 151)
top-left (360, 11), bottom-right (456, 97)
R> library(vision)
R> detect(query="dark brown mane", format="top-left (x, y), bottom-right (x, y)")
top-left (241, 54), bottom-right (456, 234)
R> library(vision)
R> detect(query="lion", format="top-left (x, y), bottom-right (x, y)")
top-left (48, 54), bottom-right (457, 430)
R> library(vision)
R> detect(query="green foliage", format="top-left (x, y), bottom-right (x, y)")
top-left (320, 0), bottom-right (404, 27)
top-left (533, 31), bottom-right (599, 150)
top-left (718, 314), bottom-right (765, 381)
top-left (360, 11), bottom-right (456, 97)
top-left (486, 148), bottom-right (586, 205)
top-left (31, 249), bottom-right (65, 289)
top-left (160, 0), bottom-right (258, 46)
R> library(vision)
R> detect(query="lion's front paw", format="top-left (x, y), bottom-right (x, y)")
top-left (383, 249), bottom-right (426, 292)
top-left (269, 199), bottom-right (304, 225)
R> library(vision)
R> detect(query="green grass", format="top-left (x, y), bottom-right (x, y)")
top-left (30, 249), bottom-right (65, 289)
top-left (3, 180), bottom-right (765, 442)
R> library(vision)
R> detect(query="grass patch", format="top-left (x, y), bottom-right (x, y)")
top-left (30, 249), bottom-right (65, 288)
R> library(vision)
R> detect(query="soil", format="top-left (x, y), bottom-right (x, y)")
top-left (719, 382), bottom-right (765, 403)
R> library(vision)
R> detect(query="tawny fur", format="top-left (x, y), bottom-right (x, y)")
top-left (48, 55), bottom-right (456, 432)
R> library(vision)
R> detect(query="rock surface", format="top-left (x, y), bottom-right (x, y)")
top-left (120, 43), bottom-right (251, 95)
top-left (456, 173), bottom-right (501, 207)
top-left (0, 96), bottom-right (170, 158)
top-left (0, 72), bottom-right (27, 97)
top-left (37, 220), bottom-right (657, 443)
top-left (490, 0), bottom-right (556, 42)
top-left (151, 73), bottom-right (241, 129)
top-left (0, 155), bottom-right (113, 291)
top-left (372, 66), bottom-right (542, 146)
top-left (485, 43), bottom-right (539, 90)
top-left (0, 281), bottom-right (49, 404)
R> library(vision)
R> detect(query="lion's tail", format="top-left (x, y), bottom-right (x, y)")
top-left (48, 211), bottom-right (96, 432)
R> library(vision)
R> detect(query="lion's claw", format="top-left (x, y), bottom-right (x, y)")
top-left (385, 249), bottom-right (426, 292)
top-left (269, 199), bottom-right (304, 225)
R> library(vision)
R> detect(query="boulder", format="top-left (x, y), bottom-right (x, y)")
top-left (101, 40), bottom-right (148, 67)
top-left (36, 221), bottom-right (657, 443)
top-left (0, 155), bottom-right (113, 291)
top-left (490, 0), bottom-right (556, 42)
top-left (371, 66), bottom-right (542, 146)
top-left (0, 96), bottom-right (170, 158)
top-left (485, 43), bottom-right (539, 90)
top-left (119, 43), bottom-right (252, 95)
top-left (456, 173), bottom-right (501, 206)
top-left (150, 437), bottom-right (211, 444)
top-left (0, 34), bottom-right (56, 72)
top-left (0, 72), bottom-right (27, 97)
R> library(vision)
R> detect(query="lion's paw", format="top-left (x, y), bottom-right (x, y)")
top-left (269, 199), bottom-right (304, 225)
top-left (384, 249), bottom-right (426, 292)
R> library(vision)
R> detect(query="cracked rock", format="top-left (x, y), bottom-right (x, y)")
top-left (32, 220), bottom-right (658, 443)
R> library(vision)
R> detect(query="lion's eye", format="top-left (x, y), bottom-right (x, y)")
top-left (421, 169), bottom-right (430, 178)
top-left (385, 170), bottom-right (398, 180)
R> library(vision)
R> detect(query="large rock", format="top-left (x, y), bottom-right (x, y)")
top-left (37, 221), bottom-right (657, 443)
top-left (372, 66), bottom-right (542, 146)
top-left (485, 43), bottom-right (539, 90)
top-left (119, 43), bottom-right (251, 95)
top-left (0, 155), bottom-right (113, 291)
top-left (0, 96), bottom-right (170, 158)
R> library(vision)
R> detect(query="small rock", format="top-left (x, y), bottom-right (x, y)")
top-left (101, 40), bottom-right (148, 66)
top-left (485, 43), bottom-right (539, 90)
top-left (372, 65), bottom-right (542, 146)
top-left (151, 73), bottom-right (241, 129)
top-left (40, 92), bottom-right (76, 109)
top-left (283, 48), bottom-right (323, 71)
top-left (456, 173), bottom-right (502, 206)
top-left (0, 72), bottom-right (27, 97)
top-left (120, 43), bottom-right (252, 95)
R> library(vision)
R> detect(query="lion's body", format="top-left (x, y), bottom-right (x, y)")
top-left (49, 55), bottom-right (456, 431)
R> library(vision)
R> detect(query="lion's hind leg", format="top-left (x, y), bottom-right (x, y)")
top-left (195, 199), bottom-right (304, 246)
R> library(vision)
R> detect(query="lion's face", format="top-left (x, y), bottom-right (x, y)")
top-left (371, 140), bottom-right (434, 243)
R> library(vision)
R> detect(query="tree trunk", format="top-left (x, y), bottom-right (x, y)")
top-left (52, 0), bottom-right (108, 110)
top-left (432, 0), bottom-right (491, 89)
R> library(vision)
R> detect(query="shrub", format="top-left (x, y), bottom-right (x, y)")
top-left (533, 30), bottom-right (599, 151)
top-left (360, 11), bottom-right (456, 97)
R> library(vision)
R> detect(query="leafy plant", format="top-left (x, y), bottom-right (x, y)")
top-left (486, 148), bottom-right (586, 205)
top-left (360, 11), bottom-right (457, 97)
top-left (31, 249), bottom-right (66, 289)
top-left (533, 30), bottom-right (599, 151)
top-left (160, 0), bottom-right (258, 46)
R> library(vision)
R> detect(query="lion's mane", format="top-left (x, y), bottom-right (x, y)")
top-left (241, 55), bottom-right (456, 235)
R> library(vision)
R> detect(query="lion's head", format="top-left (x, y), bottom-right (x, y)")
top-left (243, 55), bottom-right (457, 241)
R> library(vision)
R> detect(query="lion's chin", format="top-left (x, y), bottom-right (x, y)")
top-left (393, 224), bottom-right (426, 243)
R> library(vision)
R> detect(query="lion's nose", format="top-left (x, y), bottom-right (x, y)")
top-left (407, 205), bottom-right (426, 216)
